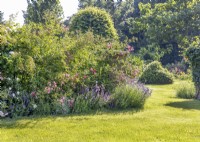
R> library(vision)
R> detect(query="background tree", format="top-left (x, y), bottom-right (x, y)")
top-left (76, 0), bottom-right (200, 65)
top-left (23, 0), bottom-right (64, 24)
top-left (186, 46), bottom-right (200, 99)
top-left (128, 0), bottom-right (200, 64)
top-left (0, 11), bottom-right (4, 23)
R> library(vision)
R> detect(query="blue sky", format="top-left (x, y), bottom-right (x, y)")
top-left (0, 0), bottom-right (79, 25)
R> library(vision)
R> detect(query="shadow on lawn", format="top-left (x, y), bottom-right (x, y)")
top-left (0, 108), bottom-right (141, 129)
top-left (0, 117), bottom-right (43, 129)
top-left (165, 100), bottom-right (200, 110)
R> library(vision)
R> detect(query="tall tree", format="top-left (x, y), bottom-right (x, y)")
top-left (23, 0), bottom-right (64, 24)
top-left (130, 0), bottom-right (200, 63)
top-left (0, 11), bottom-right (4, 23)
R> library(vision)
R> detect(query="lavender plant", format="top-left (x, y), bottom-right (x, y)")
top-left (109, 81), bottom-right (151, 109)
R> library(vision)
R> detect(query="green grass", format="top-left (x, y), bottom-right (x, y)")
top-left (1, 80), bottom-right (200, 142)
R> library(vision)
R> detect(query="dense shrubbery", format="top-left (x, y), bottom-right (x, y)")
top-left (165, 60), bottom-right (191, 80)
top-left (139, 61), bottom-right (174, 84)
top-left (176, 83), bottom-right (195, 99)
top-left (0, 20), bottom-right (149, 117)
top-left (69, 7), bottom-right (118, 39)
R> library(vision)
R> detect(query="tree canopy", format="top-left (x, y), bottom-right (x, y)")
top-left (0, 11), bottom-right (4, 23)
top-left (23, 0), bottom-right (64, 24)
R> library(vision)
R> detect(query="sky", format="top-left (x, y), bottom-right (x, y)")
top-left (0, 0), bottom-right (79, 25)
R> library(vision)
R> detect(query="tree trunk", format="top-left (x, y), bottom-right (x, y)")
top-left (195, 84), bottom-right (200, 100)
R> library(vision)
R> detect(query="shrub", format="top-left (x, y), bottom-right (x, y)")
top-left (139, 61), bottom-right (174, 84)
top-left (64, 32), bottom-right (143, 92)
top-left (109, 83), bottom-right (151, 109)
top-left (176, 83), bottom-right (195, 99)
top-left (73, 83), bottom-right (110, 113)
top-left (0, 89), bottom-right (36, 118)
top-left (165, 60), bottom-right (191, 80)
top-left (69, 7), bottom-right (118, 39)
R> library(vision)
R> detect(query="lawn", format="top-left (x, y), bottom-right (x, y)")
top-left (1, 80), bottom-right (200, 142)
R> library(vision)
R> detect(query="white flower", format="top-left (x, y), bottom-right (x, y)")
top-left (17, 91), bottom-right (20, 95)
top-left (9, 87), bottom-right (12, 90)
top-left (33, 104), bottom-right (37, 109)
top-left (0, 111), bottom-right (8, 117)
top-left (9, 51), bottom-right (14, 55)
top-left (12, 93), bottom-right (15, 97)
top-left (8, 78), bottom-right (11, 81)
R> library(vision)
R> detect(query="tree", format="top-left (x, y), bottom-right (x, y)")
top-left (23, 0), bottom-right (64, 24)
top-left (129, 0), bottom-right (200, 63)
top-left (186, 46), bottom-right (200, 99)
top-left (0, 11), bottom-right (4, 23)
top-left (69, 7), bottom-right (118, 39)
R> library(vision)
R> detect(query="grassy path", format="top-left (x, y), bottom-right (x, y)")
top-left (1, 81), bottom-right (200, 142)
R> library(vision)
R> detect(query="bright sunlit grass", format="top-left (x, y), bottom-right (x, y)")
top-left (1, 80), bottom-right (200, 142)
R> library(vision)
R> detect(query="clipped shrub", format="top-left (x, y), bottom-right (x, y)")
top-left (109, 83), bottom-right (151, 109)
top-left (69, 7), bottom-right (118, 39)
top-left (139, 61), bottom-right (174, 84)
top-left (176, 82), bottom-right (195, 99)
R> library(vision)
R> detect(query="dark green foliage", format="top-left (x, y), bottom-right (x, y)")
top-left (186, 46), bottom-right (200, 99)
top-left (77, 0), bottom-right (200, 65)
top-left (186, 47), bottom-right (200, 85)
top-left (69, 7), bottom-right (118, 39)
top-left (131, 0), bottom-right (200, 63)
top-left (23, 0), bottom-right (63, 24)
top-left (0, 11), bottom-right (3, 23)
top-left (78, 0), bottom-right (118, 15)
top-left (139, 61), bottom-right (174, 84)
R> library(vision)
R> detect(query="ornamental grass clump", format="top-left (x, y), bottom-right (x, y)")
top-left (176, 83), bottom-right (195, 99)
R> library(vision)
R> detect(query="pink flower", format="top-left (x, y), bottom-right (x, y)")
top-left (59, 96), bottom-right (65, 104)
top-left (90, 68), bottom-right (97, 74)
top-left (75, 73), bottom-right (79, 77)
top-left (90, 68), bottom-right (94, 72)
top-left (107, 43), bottom-right (112, 49)
top-left (83, 75), bottom-right (87, 79)
top-left (31, 91), bottom-right (37, 97)
top-left (133, 69), bottom-right (140, 76)
top-left (53, 81), bottom-right (57, 88)
top-left (45, 87), bottom-right (51, 94)
top-left (65, 73), bottom-right (70, 78)
top-left (67, 99), bottom-right (74, 108)
top-left (126, 45), bottom-right (134, 52)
